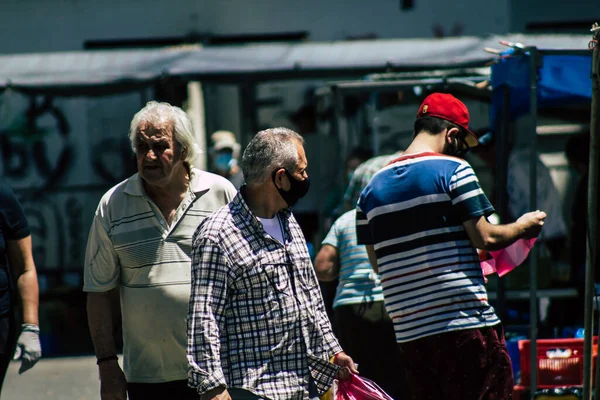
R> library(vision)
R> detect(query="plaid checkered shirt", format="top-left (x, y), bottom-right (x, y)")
top-left (188, 190), bottom-right (342, 400)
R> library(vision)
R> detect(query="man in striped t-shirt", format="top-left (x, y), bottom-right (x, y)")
top-left (356, 93), bottom-right (546, 400)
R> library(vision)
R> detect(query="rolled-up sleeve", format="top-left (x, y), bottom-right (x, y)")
top-left (83, 213), bottom-right (120, 292)
top-left (187, 237), bottom-right (231, 394)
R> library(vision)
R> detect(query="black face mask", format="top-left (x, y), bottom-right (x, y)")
top-left (444, 135), bottom-right (470, 158)
top-left (272, 169), bottom-right (311, 207)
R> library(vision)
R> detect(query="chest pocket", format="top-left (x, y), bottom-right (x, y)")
top-left (295, 256), bottom-right (317, 291)
top-left (234, 262), bottom-right (292, 296)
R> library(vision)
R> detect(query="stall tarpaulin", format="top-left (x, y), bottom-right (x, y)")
top-left (490, 53), bottom-right (592, 125)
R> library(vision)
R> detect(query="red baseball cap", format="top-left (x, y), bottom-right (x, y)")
top-left (416, 93), bottom-right (479, 147)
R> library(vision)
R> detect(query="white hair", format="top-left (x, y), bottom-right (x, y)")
top-left (129, 101), bottom-right (200, 163)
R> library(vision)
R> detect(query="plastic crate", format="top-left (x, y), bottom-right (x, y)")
top-left (519, 337), bottom-right (598, 388)
top-left (533, 387), bottom-right (582, 399)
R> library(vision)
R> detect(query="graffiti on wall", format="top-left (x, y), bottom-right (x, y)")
top-left (0, 93), bottom-right (137, 272)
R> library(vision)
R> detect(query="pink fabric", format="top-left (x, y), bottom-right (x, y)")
top-left (480, 238), bottom-right (537, 277)
top-left (337, 374), bottom-right (395, 400)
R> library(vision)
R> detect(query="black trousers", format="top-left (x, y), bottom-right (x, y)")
top-left (0, 311), bottom-right (17, 395)
top-left (127, 380), bottom-right (199, 400)
top-left (334, 301), bottom-right (406, 399)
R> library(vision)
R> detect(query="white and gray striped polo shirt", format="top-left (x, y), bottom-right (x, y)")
top-left (83, 167), bottom-right (236, 383)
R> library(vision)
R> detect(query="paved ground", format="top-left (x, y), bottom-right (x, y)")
top-left (3, 355), bottom-right (99, 400)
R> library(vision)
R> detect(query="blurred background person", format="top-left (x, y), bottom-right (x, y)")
top-left (0, 183), bottom-right (41, 392)
top-left (210, 130), bottom-right (244, 190)
top-left (322, 147), bottom-right (373, 230)
top-left (507, 146), bottom-right (567, 260)
top-left (546, 132), bottom-right (600, 330)
top-left (315, 159), bottom-right (405, 399)
top-left (320, 151), bottom-right (404, 324)
top-left (342, 151), bottom-right (404, 211)
top-left (472, 133), bottom-right (567, 263)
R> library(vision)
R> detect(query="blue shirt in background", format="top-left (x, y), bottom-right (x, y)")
top-left (322, 209), bottom-right (384, 309)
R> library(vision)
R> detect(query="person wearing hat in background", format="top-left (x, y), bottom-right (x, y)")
top-left (356, 93), bottom-right (547, 399)
top-left (210, 130), bottom-right (245, 190)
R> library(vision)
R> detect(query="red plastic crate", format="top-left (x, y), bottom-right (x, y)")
top-left (518, 337), bottom-right (598, 388)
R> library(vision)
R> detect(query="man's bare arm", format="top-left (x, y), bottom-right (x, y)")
top-left (87, 288), bottom-right (121, 359)
top-left (463, 210), bottom-right (546, 251)
top-left (314, 244), bottom-right (340, 282)
top-left (87, 288), bottom-right (127, 400)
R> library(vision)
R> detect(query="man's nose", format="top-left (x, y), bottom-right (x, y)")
top-left (145, 148), bottom-right (157, 160)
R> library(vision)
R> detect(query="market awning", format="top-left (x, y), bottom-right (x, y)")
top-left (0, 33), bottom-right (592, 96)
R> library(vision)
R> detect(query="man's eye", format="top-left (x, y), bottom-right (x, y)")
top-left (136, 143), bottom-right (149, 151)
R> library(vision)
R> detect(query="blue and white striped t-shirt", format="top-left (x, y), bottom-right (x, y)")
top-left (356, 152), bottom-right (499, 343)
top-left (322, 209), bottom-right (384, 308)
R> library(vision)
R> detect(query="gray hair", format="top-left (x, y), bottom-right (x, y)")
top-left (129, 101), bottom-right (199, 163)
top-left (241, 127), bottom-right (304, 185)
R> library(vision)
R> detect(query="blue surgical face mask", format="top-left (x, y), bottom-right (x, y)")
top-left (215, 152), bottom-right (233, 171)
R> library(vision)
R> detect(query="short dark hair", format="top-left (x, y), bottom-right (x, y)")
top-left (413, 116), bottom-right (467, 138)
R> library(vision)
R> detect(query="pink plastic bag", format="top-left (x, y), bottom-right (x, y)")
top-left (480, 238), bottom-right (537, 277)
top-left (336, 374), bottom-right (395, 400)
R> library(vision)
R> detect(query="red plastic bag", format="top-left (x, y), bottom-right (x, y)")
top-left (336, 374), bottom-right (395, 400)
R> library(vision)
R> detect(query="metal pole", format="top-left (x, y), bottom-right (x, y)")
top-left (238, 82), bottom-right (257, 148)
top-left (495, 85), bottom-right (511, 322)
top-left (367, 93), bottom-right (380, 156)
top-left (587, 22), bottom-right (600, 400)
top-left (527, 47), bottom-right (540, 400)
top-left (332, 86), bottom-right (348, 186)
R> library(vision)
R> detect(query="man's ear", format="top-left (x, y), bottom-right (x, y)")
top-left (273, 168), bottom-right (288, 189)
top-left (446, 127), bottom-right (459, 143)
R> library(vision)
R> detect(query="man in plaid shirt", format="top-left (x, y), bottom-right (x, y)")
top-left (187, 127), bottom-right (357, 400)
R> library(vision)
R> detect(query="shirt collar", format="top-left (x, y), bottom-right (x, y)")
top-left (230, 186), bottom-right (292, 241)
top-left (124, 165), bottom-right (210, 197)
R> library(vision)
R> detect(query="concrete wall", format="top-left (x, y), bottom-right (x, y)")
top-left (0, 0), bottom-right (510, 54)
top-left (509, 0), bottom-right (598, 32)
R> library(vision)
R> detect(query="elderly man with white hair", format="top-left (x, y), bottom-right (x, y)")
top-left (84, 101), bottom-right (237, 400)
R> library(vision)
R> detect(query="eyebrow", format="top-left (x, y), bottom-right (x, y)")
top-left (136, 135), bottom-right (168, 143)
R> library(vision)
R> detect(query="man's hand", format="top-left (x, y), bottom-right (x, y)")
top-left (201, 386), bottom-right (231, 400)
top-left (98, 360), bottom-right (127, 400)
top-left (517, 210), bottom-right (547, 239)
top-left (13, 323), bottom-right (41, 374)
top-left (333, 351), bottom-right (359, 381)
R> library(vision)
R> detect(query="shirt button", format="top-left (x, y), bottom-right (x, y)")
top-left (159, 220), bottom-right (164, 225)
